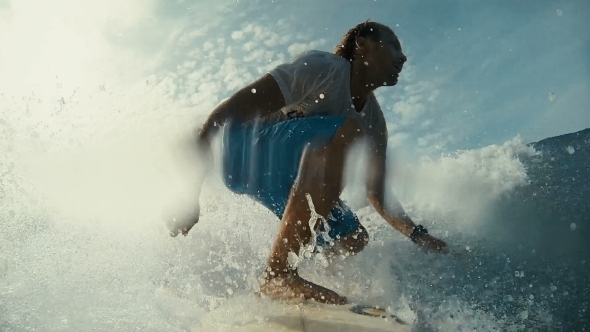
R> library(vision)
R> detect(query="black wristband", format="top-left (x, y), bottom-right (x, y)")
top-left (410, 225), bottom-right (428, 243)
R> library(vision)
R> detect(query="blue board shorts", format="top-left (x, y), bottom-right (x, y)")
top-left (221, 116), bottom-right (362, 247)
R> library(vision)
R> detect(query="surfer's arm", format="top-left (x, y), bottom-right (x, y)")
top-left (366, 135), bottom-right (448, 252)
top-left (197, 73), bottom-right (286, 146)
top-left (193, 73), bottom-right (286, 181)
top-left (365, 137), bottom-right (415, 238)
top-left (169, 74), bottom-right (286, 237)
top-left (197, 73), bottom-right (285, 194)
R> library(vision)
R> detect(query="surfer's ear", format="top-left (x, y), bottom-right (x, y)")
top-left (354, 37), bottom-right (369, 58)
top-left (355, 36), bottom-right (367, 49)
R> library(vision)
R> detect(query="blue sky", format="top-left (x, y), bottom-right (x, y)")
top-left (1, 0), bottom-right (588, 158)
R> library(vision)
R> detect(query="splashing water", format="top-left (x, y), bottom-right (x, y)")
top-left (1, 1), bottom-right (587, 331)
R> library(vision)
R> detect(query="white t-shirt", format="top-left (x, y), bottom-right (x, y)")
top-left (268, 50), bottom-right (388, 146)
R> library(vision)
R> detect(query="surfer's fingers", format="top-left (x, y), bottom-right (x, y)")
top-left (168, 219), bottom-right (197, 237)
top-left (418, 234), bottom-right (448, 253)
top-left (432, 238), bottom-right (449, 253)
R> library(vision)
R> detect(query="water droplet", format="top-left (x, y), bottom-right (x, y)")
top-left (319, 93), bottom-right (324, 99)
top-left (548, 92), bottom-right (556, 102)
top-left (570, 223), bottom-right (577, 231)
top-left (251, 88), bottom-right (256, 93)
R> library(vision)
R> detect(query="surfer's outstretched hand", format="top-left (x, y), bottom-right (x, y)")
top-left (416, 234), bottom-right (449, 253)
top-left (166, 206), bottom-right (200, 237)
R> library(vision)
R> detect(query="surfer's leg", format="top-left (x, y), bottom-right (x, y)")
top-left (261, 117), bottom-right (364, 305)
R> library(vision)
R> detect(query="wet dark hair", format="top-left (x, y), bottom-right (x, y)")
top-left (334, 20), bottom-right (394, 61)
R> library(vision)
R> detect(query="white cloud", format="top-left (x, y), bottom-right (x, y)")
top-left (242, 23), bottom-right (255, 33)
top-left (421, 119), bottom-right (433, 128)
top-left (417, 129), bottom-right (456, 150)
top-left (388, 132), bottom-right (409, 148)
top-left (263, 32), bottom-right (282, 47)
top-left (392, 96), bottom-right (427, 126)
top-left (231, 30), bottom-right (244, 40)
top-left (252, 25), bottom-right (266, 41)
top-left (427, 89), bottom-right (440, 103)
top-left (243, 49), bottom-right (273, 63)
top-left (176, 27), bottom-right (207, 48)
top-left (243, 41), bottom-right (255, 51)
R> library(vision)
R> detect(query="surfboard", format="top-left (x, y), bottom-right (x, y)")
top-left (196, 294), bottom-right (411, 332)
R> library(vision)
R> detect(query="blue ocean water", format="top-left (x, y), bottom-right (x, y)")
top-left (392, 129), bottom-right (589, 331)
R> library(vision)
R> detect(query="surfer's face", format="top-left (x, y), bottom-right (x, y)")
top-left (361, 29), bottom-right (406, 86)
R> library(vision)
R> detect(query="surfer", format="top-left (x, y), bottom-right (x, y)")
top-left (169, 20), bottom-right (448, 305)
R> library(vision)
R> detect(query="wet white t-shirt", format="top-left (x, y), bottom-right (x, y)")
top-left (268, 50), bottom-right (388, 146)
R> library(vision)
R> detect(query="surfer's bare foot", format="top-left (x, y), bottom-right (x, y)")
top-left (260, 271), bottom-right (347, 305)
